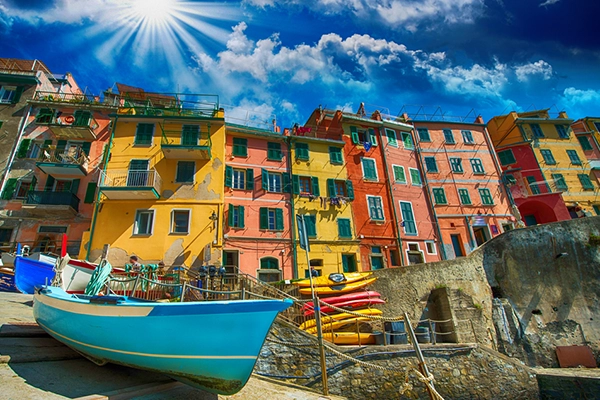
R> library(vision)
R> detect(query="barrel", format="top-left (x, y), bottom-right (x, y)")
top-left (415, 326), bottom-right (430, 343)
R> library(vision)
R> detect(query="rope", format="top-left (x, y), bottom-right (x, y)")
top-left (399, 366), bottom-right (445, 400)
top-left (51, 254), bottom-right (71, 288)
top-left (85, 260), bottom-right (112, 296)
top-left (316, 299), bottom-right (404, 322)
top-left (266, 337), bottom-right (319, 347)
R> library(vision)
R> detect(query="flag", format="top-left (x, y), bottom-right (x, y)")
top-left (363, 141), bottom-right (372, 152)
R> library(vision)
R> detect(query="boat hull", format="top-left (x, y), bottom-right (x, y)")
top-left (0, 267), bottom-right (17, 292)
top-left (33, 286), bottom-right (292, 395)
top-left (14, 257), bottom-right (95, 294)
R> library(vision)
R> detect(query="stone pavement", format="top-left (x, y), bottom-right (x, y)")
top-left (0, 291), bottom-right (344, 400)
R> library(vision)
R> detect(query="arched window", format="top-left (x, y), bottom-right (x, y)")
top-left (258, 257), bottom-right (281, 282)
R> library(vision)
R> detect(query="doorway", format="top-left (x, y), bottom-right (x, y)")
top-left (222, 250), bottom-right (239, 275)
top-left (450, 234), bottom-right (464, 257)
top-left (524, 214), bottom-right (538, 226)
top-left (472, 226), bottom-right (490, 247)
top-left (342, 254), bottom-right (357, 273)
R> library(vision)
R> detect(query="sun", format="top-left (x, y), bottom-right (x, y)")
top-left (129, 0), bottom-right (177, 24)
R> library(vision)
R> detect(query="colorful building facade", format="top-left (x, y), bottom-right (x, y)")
top-left (572, 117), bottom-right (600, 209)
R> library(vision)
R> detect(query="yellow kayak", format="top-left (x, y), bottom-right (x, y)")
top-left (305, 317), bottom-right (372, 334)
top-left (299, 277), bottom-right (378, 296)
top-left (300, 309), bottom-right (383, 331)
top-left (294, 272), bottom-right (373, 288)
top-left (322, 332), bottom-right (376, 345)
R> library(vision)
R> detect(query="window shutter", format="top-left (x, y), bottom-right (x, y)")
top-left (292, 175), bottom-right (300, 195)
top-left (311, 177), bottom-right (320, 196)
top-left (81, 141), bottom-right (91, 156)
top-left (56, 140), bottom-right (67, 152)
top-left (45, 175), bottom-right (55, 191)
top-left (74, 110), bottom-right (91, 126)
top-left (11, 86), bottom-right (24, 104)
top-left (261, 169), bottom-right (268, 190)
top-left (30, 175), bottom-right (37, 192)
top-left (275, 209), bottom-right (284, 231)
top-left (1, 178), bottom-right (17, 199)
top-left (259, 208), bottom-right (268, 229)
top-left (16, 139), bottom-right (31, 158)
top-left (369, 128), bottom-right (378, 146)
top-left (306, 215), bottom-right (316, 237)
top-left (327, 178), bottom-right (336, 197)
top-left (228, 204), bottom-right (234, 227)
top-left (346, 180), bottom-right (354, 200)
top-left (42, 139), bottom-right (53, 149)
top-left (84, 182), bottom-right (97, 203)
top-left (245, 169), bottom-right (254, 190)
top-left (350, 126), bottom-right (359, 144)
top-left (239, 205), bottom-right (245, 228)
top-left (225, 165), bottom-right (233, 187)
top-left (283, 173), bottom-right (291, 193)
top-left (70, 179), bottom-right (80, 194)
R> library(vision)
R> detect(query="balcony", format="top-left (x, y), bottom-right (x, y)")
top-left (34, 111), bottom-right (100, 141)
top-left (588, 159), bottom-right (600, 170)
top-left (36, 146), bottom-right (89, 177)
top-left (30, 90), bottom-right (121, 107)
top-left (116, 91), bottom-right (220, 119)
top-left (161, 128), bottom-right (212, 160)
top-left (507, 176), bottom-right (563, 199)
top-left (98, 169), bottom-right (162, 200)
top-left (22, 191), bottom-right (80, 217)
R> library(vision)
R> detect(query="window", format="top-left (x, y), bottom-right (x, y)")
top-left (371, 247), bottom-right (384, 270)
top-left (228, 205), bottom-right (245, 228)
top-left (171, 210), bottom-right (190, 234)
top-left (367, 196), bottom-right (384, 221)
top-left (386, 129), bottom-right (398, 147)
top-left (555, 125), bottom-right (569, 139)
top-left (393, 165), bottom-right (406, 183)
top-left (84, 182), bottom-right (97, 204)
top-left (470, 158), bottom-right (485, 174)
top-left (400, 201), bottom-right (417, 235)
top-left (134, 123), bottom-right (154, 145)
top-left (526, 176), bottom-right (541, 195)
top-left (232, 137), bottom-right (248, 157)
top-left (530, 124), bottom-right (544, 138)
top-left (14, 180), bottom-right (33, 199)
top-left (329, 146), bottom-right (343, 164)
top-left (337, 218), bottom-right (352, 238)
top-left (296, 143), bottom-right (309, 160)
top-left (401, 132), bottom-right (414, 150)
top-left (259, 208), bottom-right (284, 231)
top-left (36, 108), bottom-right (54, 124)
top-left (225, 166), bottom-right (254, 190)
top-left (578, 174), bottom-right (595, 190)
top-left (258, 258), bottom-right (281, 283)
top-left (38, 226), bottom-right (68, 234)
top-left (232, 169), bottom-right (245, 190)
top-left (504, 174), bottom-right (517, 185)
top-left (0, 86), bottom-right (18, 103)
top-left (262, 170), bottom-right (284, 193)
top-left (462, 130), bottom-right (475, 144)
top-left (424, 157), bottom-right (438, 173)
top-left (267, 142), bottom-right (282, 161)
top-left (350, 126), bottom-right (377, 146)
top-left (304, 215), bottom-right (317, 238)
top-left (552, 174), bottom-right (568, 191)
top-left (578, 136), bottom-right (593, 151)
top-left (417, 128), bottom-right (430, 142)
top-left (134, 210), bottom-right (154, 235)
top-left (299, 176), bottom-right (311, 194)
top-left (326, 179), bottom-right (353, 199)
top-left (362, 158), bottom-right (378, 181)
top-left (181, 125), bottom-right (199, 146)
top-left (176, 161), bottom-right (195, 183)
top-left (293, 175), bottom-right (320, 196)
top-left (566, 150), bottom-right (582, 165)
top-left (432, 188), bottom-right (447, 205)
top-left (425, 241), bottom-right (437, 255)
top-left (540, 149), bottom-right (556, 165)
top-left (479, 188), bottom-right (494, 205)
top-left (409, 168), bottom-right (422, 185)
top-left (26, 140), bottom-right (43, 159)
top-left (595, 122), bottom-right (600, 133)
top-left (458, 188), bottom-right (471, 205)
top-left (497, 149), bottom-right (516, 166)
top-left (407, 243), bottom-right (424, 265)
top-left (443, 129), bottom-right (455, 144)
top-left (449, 158), bottom-right (463, 173)
top-left (389, 250), bottom-right (400, 266)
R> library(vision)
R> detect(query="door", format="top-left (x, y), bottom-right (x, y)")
top-left (450, 234), bottom-right (464, 257)
top-left (223, 250), bottom-right (239, 275)
top-left (182, 125), bottom-right (199, 146)
top-left (370, 255), bottom-right (384, 270)
top-left (472, 227), bottom-right (489, 247)
top-left (524, 214), bottom-right (538, 226)
top-left (128, 160), bottom-right (149, 186)
top-left (342, 254), bottom-right (357, 273)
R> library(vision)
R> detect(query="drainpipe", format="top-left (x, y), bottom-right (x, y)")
top-left (0, 104), bottom-right (32, 194)
top-left (412, 125), bottom-right (447, 260)
top-left (285, 135), bottom-right (298, 279)
top-left (86, 115), bottom-right (118, 261)
top-left (377, 126), bottom-right (404, 266)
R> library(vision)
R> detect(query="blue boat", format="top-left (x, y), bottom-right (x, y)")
top-left (0, 267), bottom-right (17, 292)
top-left (14, 256), bottom-right (55, 294)
top-left (33, 285), bottom-right (293, 395)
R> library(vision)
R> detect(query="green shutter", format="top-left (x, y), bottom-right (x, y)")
top-left (306, 215), bottom-right (316, 237)
top-left (292, 175), bottom-right (300, 195)
top-left (11, 86), bottom-right (24, 104)
top-left (74, 110), bottom-right (91, 126)
top-left (267, 142), bottom-right (282, 160)
top-left (283, 174), bottom-right (291, 193)
top-left (327, 178), bottom-right (336, 197)
top-left (70, 179), bottom-right (80, 194)
top-left (275, 209), bottom-right (284, 231)
top-left (245, 169), bottom-right (254, 190)
top-left (228, 204), bottom-right (234, 227)
top-left (338, 219), bottom-right (351, 238)
top-left (225, 165), bottom-right (233, 187)
top-left (42, 139), bottom-right (53, 149)
top-left (45, 175), bottom-right (55, 191)
top-left (239, 205), bottom-right (245, 228)
top-left (16, 139), bottom-right (31, 158)
top-left (261, 169), bottom-right (268, 190)
top-left (259, 208), bottom-right (268, 229)
top-left (350, 126), bottom-right (359, 144)
top-left (311, 177), bottom-right (320, 196)
top-left (296, 143), bottom-right (309, 160)
top-left (1, 178), bottom-right (17, 199)
top-left (369, 128), bottom-right (378, 146)
top-left (84, 182), bottom-right (97, 203)
top-left (30, 175), bottom-right (37, 192)
top-left (56, 140), bottom-right (67, 152)
top-left (346, 180), bottom-right (354, 200)
top-left (81, 141), bottom-right (91, 156)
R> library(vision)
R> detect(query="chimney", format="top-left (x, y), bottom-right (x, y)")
top-left (475, 115), bottom-right (484, 124)
top-left (558, 111), bottom-right (568, 119)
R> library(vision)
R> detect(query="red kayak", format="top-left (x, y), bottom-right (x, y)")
top-left (302, 291), bottom-right (381, 312)
top-left (304, 298), bottom-right (385, 317)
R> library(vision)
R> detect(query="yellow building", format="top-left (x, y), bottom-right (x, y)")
top-left (291, 110), bottom-right (359, 277)
top-left (81, 86), bottom-right (226, 267)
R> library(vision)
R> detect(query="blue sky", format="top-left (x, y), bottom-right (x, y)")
top-left (1, 0), bottom-right (599, 128)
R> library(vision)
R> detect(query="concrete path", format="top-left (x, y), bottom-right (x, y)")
top-left (0, 291), bottom-right (344, 400)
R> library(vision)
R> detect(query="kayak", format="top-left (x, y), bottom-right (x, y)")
top-left (299, 277), bottom-right (378, 296)
top-left (302, 291), bottom-right (381, 312)
top-left (293, 272), bottom-right (372, 288)
top-left (304, 297), bottom-right (385, 317)
top-left (300, 308), bottom-right (383, 330)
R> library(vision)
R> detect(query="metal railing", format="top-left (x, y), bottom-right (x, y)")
top-left (160, 129), bottom-right (212, 148)
top-left (31, 90), bottom-right (121, 107)
top-left (37, 146), bottom-right (89, 169)
top-left (99, 169), bottom-right (162, 191)
top-left (35, 112), bottom-right (100, 131)
top-left (119, 92), bottom-right (220, 118)
top-left (25, 191), bottom-right (80, 212)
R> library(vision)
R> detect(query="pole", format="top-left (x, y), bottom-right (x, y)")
top-left (300, 215), bottom-right (329, 395)
top-left (405, 312), bottom-right (436, 400)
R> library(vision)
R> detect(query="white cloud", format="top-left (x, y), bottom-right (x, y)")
top-left (562, 87), bottom-right (600, 106)
top-left (539, 0), bottom-right (560, 7)
top-left (514, 60), bottom-right (553, 82)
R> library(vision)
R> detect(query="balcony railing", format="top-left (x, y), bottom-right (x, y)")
top-left (99, 169), bottom-right (162, 200)
top-left (117, 92), bottom-right (220, 119)
top-left (34, 109), bottom-right (100, 140)
top-left (161, 128), bottom-right (212, 159)
top-left (507, 177), bottom-right (564, 199)
top-left (36, 146), bottom-right (89, 176)
top-left (25, 191), bottom-right (80, 212)
top-left (31, 90), bottom-right (122, 107)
